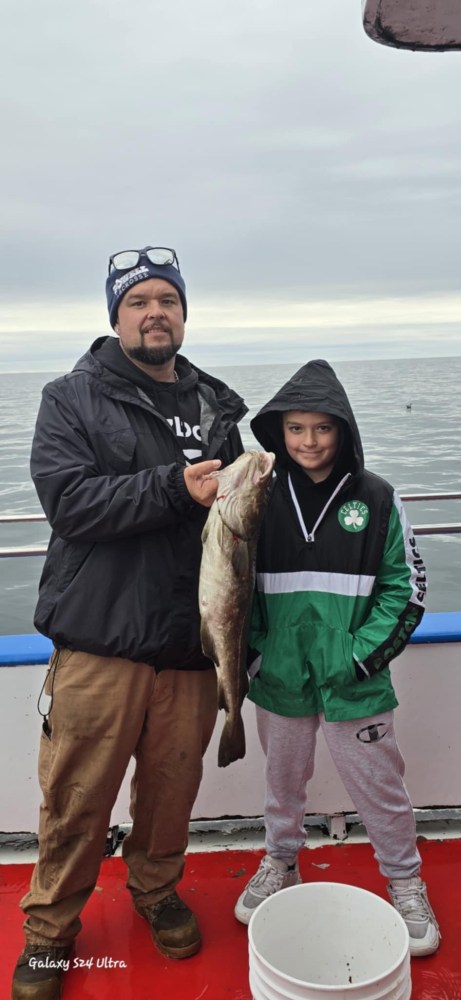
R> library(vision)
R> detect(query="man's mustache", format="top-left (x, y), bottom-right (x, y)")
top-left (141, 323), bottom-right (172, 335)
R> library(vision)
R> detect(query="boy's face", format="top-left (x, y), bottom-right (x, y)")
top-left (282, 411), bottom-right (339, 482)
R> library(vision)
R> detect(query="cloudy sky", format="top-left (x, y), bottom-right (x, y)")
top-left (2, 0), bottom-right (461, 370)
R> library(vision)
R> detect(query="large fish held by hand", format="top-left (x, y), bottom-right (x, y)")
top-left (199, 450), bottom-right (275, 767)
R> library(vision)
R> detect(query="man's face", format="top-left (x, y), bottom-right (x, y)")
top-left (282, 410), bottom-right (339, 482)
top-left (115, 277), bottom-right (185, 367)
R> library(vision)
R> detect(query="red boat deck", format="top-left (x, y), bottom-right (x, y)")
top-left (2, 839), bottom-right (461, 999)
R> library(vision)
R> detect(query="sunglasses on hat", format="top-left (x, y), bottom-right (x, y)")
top-left (108, 247), bottom-right (180, 275)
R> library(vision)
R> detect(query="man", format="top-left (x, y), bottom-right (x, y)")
top-left (12, 246), bottom-right (247, 1000)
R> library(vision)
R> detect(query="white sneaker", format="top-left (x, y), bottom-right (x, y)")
top-left (234, 854), bottom-right (301, 925)
top-left (387, 876), bottom-right (441, 957)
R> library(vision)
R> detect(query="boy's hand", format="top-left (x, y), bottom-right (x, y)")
top-left (184, 460), bottom-right (222, 507)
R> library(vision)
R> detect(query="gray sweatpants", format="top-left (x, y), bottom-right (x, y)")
top-left (256, 706), bottom-right (421, 880)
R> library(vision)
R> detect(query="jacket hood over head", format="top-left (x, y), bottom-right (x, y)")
top-left (250, 359), bottom-right (364, 476)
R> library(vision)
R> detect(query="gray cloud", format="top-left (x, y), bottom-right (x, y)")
top-left (1, 0), bottom-right (461, 350)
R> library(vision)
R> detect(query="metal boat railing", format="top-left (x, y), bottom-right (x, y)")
top-left (1, 495), bottom-right (460, 838)
top-left (0, 492), bottom-right (461, 556)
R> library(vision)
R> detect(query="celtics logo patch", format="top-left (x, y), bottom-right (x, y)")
top-left (338, 501), bottom-right (370, 533)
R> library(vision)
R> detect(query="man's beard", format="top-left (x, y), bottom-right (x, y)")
top-left (126, 342), bottom-right (179, 366)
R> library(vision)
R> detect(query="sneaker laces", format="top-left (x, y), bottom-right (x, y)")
top-left (390, 879), bottom-right (439, 930)
top-left (247, 857), bottom-right (291, 897)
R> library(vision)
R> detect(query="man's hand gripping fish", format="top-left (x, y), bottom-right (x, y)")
top-left (199, 450), bottom-right (275, 767)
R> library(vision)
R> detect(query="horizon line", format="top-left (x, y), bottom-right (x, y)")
top-left (2, 351), bottom-right (461, 376)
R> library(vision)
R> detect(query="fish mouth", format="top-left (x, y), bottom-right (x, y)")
top-left (215, 450), bottom-right (275, 495)
top-left (253, 451), bottom-right (275, 484)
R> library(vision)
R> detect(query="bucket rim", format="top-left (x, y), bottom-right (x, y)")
top-left (248, 880), bottom-right (410, 992)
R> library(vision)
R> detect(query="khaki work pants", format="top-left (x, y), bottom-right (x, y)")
top-left (20, 649), bottom-right (217, 946)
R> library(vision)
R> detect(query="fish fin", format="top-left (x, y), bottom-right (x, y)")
top-left (231, 542), bottom-right (250, 579)
top-left (200, 625), bottom-right (230, 711)
top-left (200, 622), bottom-right (218, 665)
top-left (216, 674), bottom-right (229, 712)
top-left (218, 713), bottom-right (246, 768)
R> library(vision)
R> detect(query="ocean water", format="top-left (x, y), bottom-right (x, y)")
top-left (1, 355), bottom-right (460, 635)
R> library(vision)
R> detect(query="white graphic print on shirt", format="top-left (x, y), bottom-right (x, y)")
top-left (166, 414), bottom-right (203, 464)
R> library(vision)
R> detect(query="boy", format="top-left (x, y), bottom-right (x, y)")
top-left (234, 359), bottom-right (440, 957)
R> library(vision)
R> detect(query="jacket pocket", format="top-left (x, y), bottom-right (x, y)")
top-left (304, 625), bottom-right (356, 689)
top-left (91, 427), bottom-right (137, 474)
top-left (257, 625), bottom-right (313, 693)
top-left (56, 541), bottom-right (93, 592)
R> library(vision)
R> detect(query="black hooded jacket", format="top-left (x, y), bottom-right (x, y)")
top-left (31, 336), bottom-right (247, 669)
top-left (247, 360), bottom-right (426, 720)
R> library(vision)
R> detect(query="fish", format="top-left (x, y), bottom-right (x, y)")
top-left (199, 450), bottom-right (275, 767)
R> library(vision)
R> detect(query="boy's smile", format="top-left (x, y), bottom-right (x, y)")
top-left (282, 410), bottom-right (339, 482)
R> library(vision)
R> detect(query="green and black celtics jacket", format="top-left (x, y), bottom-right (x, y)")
top-left (247, 359), bottom-right (426, 721)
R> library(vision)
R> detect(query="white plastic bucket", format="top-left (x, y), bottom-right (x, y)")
top-left (248, 881), bottom-right (411, 1000)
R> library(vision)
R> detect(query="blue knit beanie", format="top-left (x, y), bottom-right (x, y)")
top-left (105, 249), bottom-right (187, 328)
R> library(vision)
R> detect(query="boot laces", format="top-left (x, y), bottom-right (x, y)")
top-left (149, 892), bottom-right (184, 917)
top-left (18, 944), bottom-right (71, 968)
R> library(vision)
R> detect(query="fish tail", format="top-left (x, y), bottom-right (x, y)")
top-left (218, 713), bottom-right (246, 768)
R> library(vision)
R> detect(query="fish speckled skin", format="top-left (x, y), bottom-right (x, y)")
top-left (199, 450), bottom-right (275, 767)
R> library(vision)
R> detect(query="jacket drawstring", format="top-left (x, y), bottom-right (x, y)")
top-left (288, 473), bottom-right (351, 543)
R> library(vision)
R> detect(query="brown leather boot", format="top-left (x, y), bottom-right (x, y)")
top-left (11, 943), bottom-right (73, 1000)
top-left (136, 891), bottom-right (201, 959)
